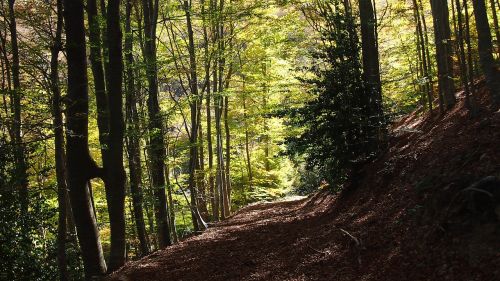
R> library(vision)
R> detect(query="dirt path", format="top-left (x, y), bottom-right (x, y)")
top-left (109, 194), bottom-right (353, 281)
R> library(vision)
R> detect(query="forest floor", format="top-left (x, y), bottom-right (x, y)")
top-left (109, 84), bottom-right (500, 281)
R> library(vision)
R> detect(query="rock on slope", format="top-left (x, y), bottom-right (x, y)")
top-left (109, 86), bottom-right (500, 281)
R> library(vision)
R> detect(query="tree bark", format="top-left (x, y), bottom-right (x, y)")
top-left (125, 0), bottom-right (150, 256)
top-left (413, 0), bottom-right (433, 111)
top-left (211, 0), bottom-right (220, 221)
top-left (103, 0), bottom-right (127, 271)
top-left (8, 0), bottom-right (28, 217)
top-left (490, 0), bottom-right (500, 55)
top-left (203, 0), bottom-right (216, 221)
top-left (419, 0), bottom-right (435, 110)
top-left (142, 0), bottom-right (172, 247)
top-left (430, 0), bottom-right (456, 110)
top-left (243, 94), bottom-right (252, 190)
top-left (223, 94), bottom-right (231, 213)
top-left (453, 0), bottom-right (473, 111)
top-left (463, 0), bottom-right (476, 93)
top-left (62, 0), bottom-right (107, 277)
top-left (358, 0), bottom-right (384, 128)
top-left (51, 0), bottom-right (68, 279)
top-left (184, 0), bottom-right (202, 231)
top-left (87, 0), bottom-right (110, 166)
top-left (472, 0), bottom-right (500, 107)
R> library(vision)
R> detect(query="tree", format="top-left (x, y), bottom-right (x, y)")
top-left (142, 0), bottom-right (172, 248)
top-left (472, 0), bottom-right (500, 107)
top-left (62, 0), bottom-right (107, 277)
top-left (49, 0), bottom-right (68, 279)
top-left (184, 0), bottom-right (202, 231)
top-left (8, 0), bottom-right (29, 217)
top-left (201, 0), bottom-right (217, 220)
top-left (125, 0), bottom-right (150, 256)
top-left (430, 0), bottom-right (456, 110)
top-left (105, 0), bottom-right (127, 270)
top-left (489, 0), bottom-right (500, 56)
top-left (358, 0), bottom-right (384, 132)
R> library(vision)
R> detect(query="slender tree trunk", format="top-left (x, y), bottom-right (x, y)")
top-left (472, 0), bottom-right (500, 107)
top-left (165, 161), bottom-right (178, 242)
top-left (464, 0), bottom-right (476, 92)
top-left (8, 0), bottom-right (28, 217)
top-left (211, 0), bottom-right (220, 221)
top-left (414, 5), bottom-right (426, 107)
top-left (262, 67), bottom-right (270, 172)
top-left (62, 0), bottom-right (107, 277)
top-left (453, 0), bottom-right (473, 111)
top-left (125, 0), bottom-right (150, 256)
top-left (203, 0), bottom-right (216, 221)
top-left (51, 0), bottom-right (68, 279)
top-left (103, 0), bottom-right (127, 270)
top-left (413, 0), bottom-right (433, 111)
top-left (243, 87), bottom-right (252, 190)
top-left (490, 0), bottom-right (500, 55)
top-left (223, 3), bottom-right (234, 214)
top-left (198, 119), bottom-right (209, 219)
top-left (419, 0), bottom-right (435, 110)
top-left (223, 95), bottom-right (231, 213)
top-left (430, 0), bottom-right (456, 110)
top-left (184, 0), bottom-right (203, 231)
top-left (87, 0), bottom-right (110, 166)
top-left (142, 0), bottom-right (172, 247)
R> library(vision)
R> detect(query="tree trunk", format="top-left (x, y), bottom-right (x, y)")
top-left (8, 0), bottom-right (28, 217)
top-left (103, 0), bottom-right (127, 271)
top-left (243, 97), bottom-right (252, 190)
top-left (211, 0), bottom-right (220, 221)
top-left (472, 0), bottom-right (500, 107)
top-left (87, 0), bottom-right (110, 167)
top-left (184, 0), bottom-right (203, 231)
top-left (413, 0), bottom-right (433, 111)
top-left (453, 0), bottom-right (473, 111)
top-left (198, 118), bottom-right (209, 220)
top-left (419, 0), bottom-right (435, 111)
top-left (463, 0), bottom-right (476, 93)
top-left (142, 0), bottom-right (172, 247)
top-left (430, 0), bottom-right (456, 110)
top-left (490, 0), bottom-right (500, 55)
top-left (125, 0), bottom-right (150, 256)
top-left (62, 0), bottom-right (107, 277)
top-left (201, 0), bottom-right (216, 218)
top-left (223, 95), bottom-right (231, 214)
top-left (358, 0), bottom-right (384, 129)
top-left (89, 0), bottom-right (127, 269)
top-left (51, 0), bottom-right (68, 279)
top-left (165, 161), bottom-right (178, 242)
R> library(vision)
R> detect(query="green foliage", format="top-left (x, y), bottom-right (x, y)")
top-left (0, 139), bottom-right (56, 280)
top-left (285, 0), bottom-right (379, 188)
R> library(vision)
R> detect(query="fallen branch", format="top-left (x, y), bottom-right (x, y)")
top-left (339, 228), bottom-right (361, 247)
top-left (307, 245), bottom-right (330, 255)
top-left (339, 228), bottom-right (362, 265)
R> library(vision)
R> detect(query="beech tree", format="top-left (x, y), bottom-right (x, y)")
top-left (62, 0), bottom-right (107, 277)
top-left (430, 0), bottom-right (456, 110)
top-left (472, 0), bottom-right (500, 107)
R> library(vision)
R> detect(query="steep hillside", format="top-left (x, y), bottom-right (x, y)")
top-left (109, 87), bottom-right (500, 281)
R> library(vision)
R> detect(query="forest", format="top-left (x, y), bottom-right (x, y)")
top-left (0, 0), bottom-right (498, 280)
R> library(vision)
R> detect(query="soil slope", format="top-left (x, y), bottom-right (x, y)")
top-left (109, 87), bottom-right (500, 281)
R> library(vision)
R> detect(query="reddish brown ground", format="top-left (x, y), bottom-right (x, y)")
top-left (109, 86), bottom-right (500, 281)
